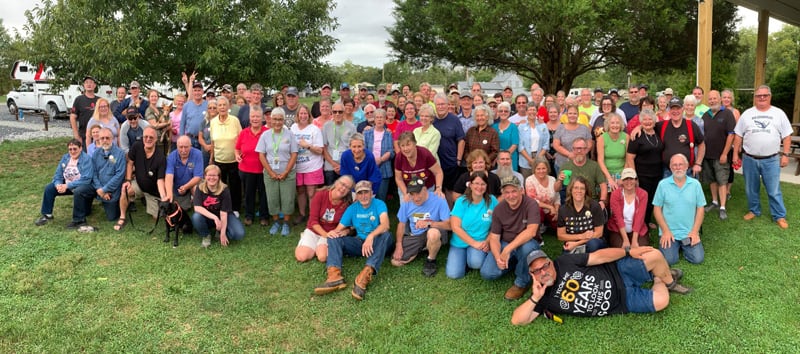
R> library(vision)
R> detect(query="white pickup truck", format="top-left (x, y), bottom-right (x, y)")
top-left (6, 61), bottom-right (113, 119)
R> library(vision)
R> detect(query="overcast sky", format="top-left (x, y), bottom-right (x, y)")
top-left (0, 1), bottom-right (785, 69)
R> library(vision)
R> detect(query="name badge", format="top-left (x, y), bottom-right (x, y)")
top-left (332, 150), bottom-right (341, 161)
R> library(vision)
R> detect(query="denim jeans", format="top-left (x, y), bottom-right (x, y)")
top-left (446, 246), bottom-right (488, 279)
top-left (326, 232), bottom-right (392, 273)
top-left (561, 238), bottom-right (607, 254)
top-left (191, 212), bottom-right (245, 241)
top-left (660, 238), bottom-right (704, 265)
top-left (73, 184), bottom-right (119, 222)
top-left (480, 239), bottom-right (541, 287)
top-left (377, 177), bottom-right (391, 202)
top-left (40, 182), bottom-right (73, 215)
top-left (742, 154), bottom-right (786, 220)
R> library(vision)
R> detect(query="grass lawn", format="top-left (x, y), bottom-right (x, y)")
top-left (1, 138), bottom-right (798, 352)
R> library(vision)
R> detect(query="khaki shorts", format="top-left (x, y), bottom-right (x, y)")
top-left (130, 180), bottom-right (161, 217)
top-left (399, 227), bottom-right (448, 261)
top-left (297, 228), bottom-right (329, 250)
top-left (702, 159), bottom-right (730, 185)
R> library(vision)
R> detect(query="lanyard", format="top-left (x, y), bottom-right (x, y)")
top-left (272, 130), bottom-right (283, 158)
top-left (334, 123), bottom-right (340, 150)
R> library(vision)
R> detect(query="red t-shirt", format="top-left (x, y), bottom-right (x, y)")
top-left (306, 189), bottom-right (351, 233)
top-left (235, 126), bottom-right (267, 173)
top-left (395, 120), bottom-right (421, 139)
top-left (394, 146), bottom-right (437, 189)
top-left (385, 120), bottom-right (399, 139)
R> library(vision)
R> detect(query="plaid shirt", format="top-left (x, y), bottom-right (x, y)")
top-left (464, 125), bottom-right (500, 163)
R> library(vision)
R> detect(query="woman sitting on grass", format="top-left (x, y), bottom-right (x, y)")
top-left (191, 165), bottom-right (245, 248)
top-left (446, 171), bottom-right (498, 279)
top-left (295, 175), bottom-right (354, 262)
top-left (557, 176), bottom-right (606, 254)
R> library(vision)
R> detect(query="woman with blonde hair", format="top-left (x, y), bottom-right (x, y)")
top-left (192, 164), bottom-right (245, 248)
top-left (85, 98), bottom-right (120, 145)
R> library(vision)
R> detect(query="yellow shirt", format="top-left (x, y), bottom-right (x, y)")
top-left (209, 115), bottom-right (242, 163)
top-left (560, 112), bottom-right (591, 128)
top-left (413, 125), bottom-right (441, 164)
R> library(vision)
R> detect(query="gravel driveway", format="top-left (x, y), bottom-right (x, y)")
top-left (0, 108), bottom-right (73, 143)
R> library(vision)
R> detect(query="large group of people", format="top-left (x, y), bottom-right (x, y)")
top-left (40, 77), bottom-right (794, 319)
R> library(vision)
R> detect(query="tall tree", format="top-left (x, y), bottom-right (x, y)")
top-left (20, 0), bottom-right (338, 91)
top-left (389, 0), bottom-right (740, 94)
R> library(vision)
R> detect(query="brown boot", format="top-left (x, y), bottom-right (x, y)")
top-left (351, 266), bottom-right (375, 301)
top-left (504, 284), bottom-right (527, 301)
top-left (314, 267), bottom-right (347, 295)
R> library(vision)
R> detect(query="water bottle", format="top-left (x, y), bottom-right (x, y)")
top-left (18, 109), bottom-right (24, 121)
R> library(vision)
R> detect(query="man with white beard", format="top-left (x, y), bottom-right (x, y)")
top-left (72, 128), bottom-right (127, 227)
top-left (653, 154), bottom-right (706, 265)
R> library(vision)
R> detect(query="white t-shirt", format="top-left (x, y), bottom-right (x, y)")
top-left (290, 123), bottom-right (324, 173)
top-left (735, 105), bottom-right (793, 156)
top-left (509, 113), bottom-right (527, 125)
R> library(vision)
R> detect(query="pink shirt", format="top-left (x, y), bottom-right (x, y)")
top-left (395, 120), bottom-right (421, 139)
top-left (235, 126), bottom-right (267, 173)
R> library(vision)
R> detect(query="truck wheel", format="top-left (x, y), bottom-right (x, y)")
top-left (47, 103), bottom-right (59, 120)
top-left (7, 100), bottom-right (18, 116)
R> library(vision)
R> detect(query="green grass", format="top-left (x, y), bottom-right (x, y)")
top-left (1, 138), bottom-right (799, 352)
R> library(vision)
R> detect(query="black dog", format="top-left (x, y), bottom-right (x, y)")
top-left (158, 201), bottom-right (186, 248)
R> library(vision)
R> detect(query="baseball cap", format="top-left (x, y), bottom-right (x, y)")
top-left (608, 88), bottom-right (619, 95)
top-left (668, 97), bottom-right (683, 108)
top-left (378, 88), bottom-right (386, 94)
top-left (191, 80), bottom-right (203, 88)
top-left (526, 249), bottom-right (549, 266)
top-left (125, 107), bottom-right (139, 117)
top-left (594, 87), bottom-right (604, 93)
top-left (639, 84), bottom-right (649, 90)
top-left (321, 83), bottom-right (332, 90)
top-left (83, 76), bottom-right (97, 84)
top-left (407, 177), bottom-right (426, 193)
top-left (460, 90), bottom-right (473, 99)
top-left (500, 175), bottom-right (522, 189)
top-left (620, 168), bottom-right (637, 180)
top-left (355, 180), bottom-right (373, 193)
top-left (448, 83), bottom-right (458, 89)
top-left (130, 80), bottom-right (140, 89)
top-left (340, 82), bottom-right (350, 90)
top-left (664, 88), bottom-right (674, 95)
top-left (503, 86), bottom-right (513, 92)
top-left (205, 91), bottom-right (216, 98)
top-left (221, 84), bottom-right (233, 93)
top-left (286, 87), bottom-right (299, 96)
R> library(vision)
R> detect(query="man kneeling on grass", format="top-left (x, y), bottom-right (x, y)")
top-left (511, 248), bottom-right (691, 325)
top-left (314, 181), bottom-right (391, 300)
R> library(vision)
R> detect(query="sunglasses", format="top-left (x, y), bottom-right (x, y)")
top-left (332, 110), bottom-right (344, 114)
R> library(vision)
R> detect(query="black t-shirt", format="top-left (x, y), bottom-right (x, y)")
top-left (311, 100), bottom-right (322, 119)
top-left (128, 141), bottom-right (166, 196)
top-left (193, 187), bottom-right (233, 217)
top-left (701, 109), bottom-right (736, 159)
top-left (534, 253), bottom-right (627, 317)
top-left (627, 132), bottom-right (663, 178)
top-left (71, 95), bottom-right (99, 136)
top-left (453, 171), bottom-right (501, 196)
top-left (557, 200), bottom-right (605, 234)
top-left (656, 120), bottom-right (704, 166)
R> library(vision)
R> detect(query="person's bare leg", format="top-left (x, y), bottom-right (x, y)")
top-left (642, 248), bottom-right (674, 285)
top-left (426, 229), bottom-right (442, 260)
top-left (651, 277), bottom-right (670, 311)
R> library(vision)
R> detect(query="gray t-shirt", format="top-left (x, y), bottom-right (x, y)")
top-left (553, 124), bottom-right (592, 167)
top-left (322, 120), bottom-right (356, 171)
top-left (735, 106), bottom-right (792, 156)
top-left (282, 105), bottom-right (299, 129)
top-left (255, 128), bottom-right (298, 173)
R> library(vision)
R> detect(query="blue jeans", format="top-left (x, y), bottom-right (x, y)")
top-left (660, 238), bottom-right (704, 265)
top-left (40, 182), bottom-right (73, 215)
top-left (480, 239), bottom-right (540, 287)
top-left (742, 154), bottom-right (786, 220)
top-left (561, 238), bottom-right (607, 254)
top-left (326, 232), bottom-right (392, 273)
top-left (191, 212), bottom-right (245, 241)
top-left (377, 177), bottom-right (391, 202)
top-left (446, 246), bottom-right (488, 279)
top-left (73, 184), bottom-right (119, 222)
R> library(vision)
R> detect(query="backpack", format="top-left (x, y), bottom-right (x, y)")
top-left (660, 120), bottom-right (695, 166)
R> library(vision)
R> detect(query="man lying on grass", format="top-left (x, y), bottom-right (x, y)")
top-left (511, 247), bottom-right (691, 325)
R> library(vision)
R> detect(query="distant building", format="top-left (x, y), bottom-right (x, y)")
top-left (457, 71), bottom-right (526, 97)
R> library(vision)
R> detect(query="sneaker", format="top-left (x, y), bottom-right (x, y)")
top-left (201, 236), bottom-right (211, 248)
top-left (743, 211), bottom-right (757, 221)
top-left (281, 223), bottom-right (290, 236)
top-left (504, 285), bottom-right (527, 301)
top-left (667, 281), bottom-right (692, 294)
top-left (35, 214), bottom-right (53, 226)
top-left (670, 268), bottom-right (684, 282)
top-left (66, 220), bottom-right (86, 229)
top-left (777, 218), bottom-right (789, 229)
top-left (422, 259), bottom-right (437, 277)
top-left (269, 222), bottom-right (280, 235)
top-left (719, 209), bottom-right (728, 220)
top-left (704, 202), bottom-right (719, 213)
top-left (233, 211), bottom-right (240, 218)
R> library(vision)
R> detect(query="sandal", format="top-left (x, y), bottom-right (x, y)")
top-left (113, 218), bottom-right (127, 231)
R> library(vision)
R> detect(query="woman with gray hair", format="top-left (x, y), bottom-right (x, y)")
top-left (625, 108), bottom-right (663, 229)
top-left (413, 104), bottom-right (441, 163)
top-left (339, 132), bottom-right (382, 194)
top-left (464, 104), bottom-right (499, 163)
top-left (256, 107), bottom-right (299, 236)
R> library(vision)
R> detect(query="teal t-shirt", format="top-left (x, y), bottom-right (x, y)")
top-left (450, 195), bottom-right (498, 248)
top-left (652, 176), bottom-right (706, 240)
top-left (340, 199), bottom-right (388, 240)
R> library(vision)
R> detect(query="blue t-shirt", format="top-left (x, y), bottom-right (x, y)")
top-left (450, 195), bottom-right (498, 248)
top-left (166, 147), bottom-right (205, 191)
top-left (180, 100), bottom-right (209, 136)
top-left (432, 113), bottom-right (465, 169)
top-left (652, 176), bottom-right (706, 240)
top-left (339, 199), bottom-right (388, 240)
top-left (397, 194), bottom-right (450, 236)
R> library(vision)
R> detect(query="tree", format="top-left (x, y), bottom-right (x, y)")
top-left (20, 0), bottom-right (338, 92)
top-left (388, 0), bottom-right (740, 94)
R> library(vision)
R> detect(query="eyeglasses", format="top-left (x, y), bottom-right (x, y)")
top-left (206, 174), bottom-right (219, 177)
top-left (332, 110), bottom-right (344, 114)
top-left (68, 147), bottom-right (80, 152)
top-left (365, 111), bottom-right (374, 114)
top-left (143, 136), bottom-right (156, 140)
top-left (573, 146), bottom-right (587, 150)
top-left (529, 261), bottom-right (551, 276)
top-left (755, 94), bottom-right (770, 99)
top-left (98, 136), bottom-right (112, 140)
top-left (208, 106), bottom-right (218, 109)
top-left (498, 109), bottom-right (509, 113)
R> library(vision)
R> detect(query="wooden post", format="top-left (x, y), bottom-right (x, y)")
top-left (754, 10), bottom-right (769, 89)
top-left (793, 46), bottom-right (800, 124)
top-left (697, 0), bottom-right (712, 105)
